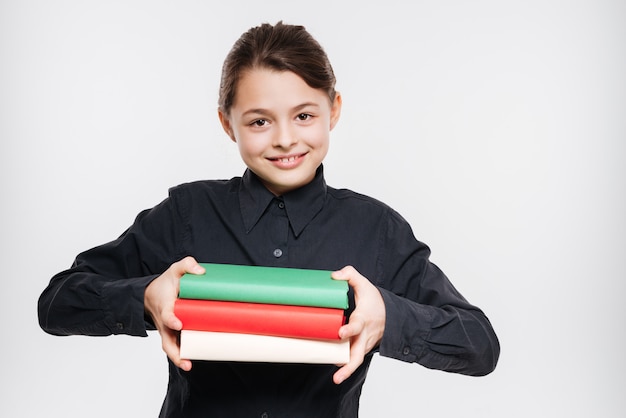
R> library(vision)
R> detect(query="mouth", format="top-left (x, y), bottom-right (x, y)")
top-left (268, 153), bottom-right (307, 164)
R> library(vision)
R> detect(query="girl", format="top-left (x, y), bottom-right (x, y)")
top-left (39, 21), bottom-right (499, 417)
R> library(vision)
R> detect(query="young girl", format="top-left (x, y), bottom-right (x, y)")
top-left (38, 21), bottom-right (499, 417)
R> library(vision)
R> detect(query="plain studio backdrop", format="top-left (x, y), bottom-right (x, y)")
top-left (1, 1), bottom-right (624, 417)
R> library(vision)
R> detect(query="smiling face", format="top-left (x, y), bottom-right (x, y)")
top-left (219, 68), bottom-right (342, 196)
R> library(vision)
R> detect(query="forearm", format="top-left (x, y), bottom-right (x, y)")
top-left (377, 288), bottom-right (500, 376)
top-left (39, 197), bottom-right (187, 337)
top-left (38, 266), bottom-right (157, 337)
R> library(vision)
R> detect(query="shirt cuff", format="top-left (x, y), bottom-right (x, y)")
top-left (376, 287), bottom-right (432, 363)
top-left (101, 274), bottom-right (159, 337)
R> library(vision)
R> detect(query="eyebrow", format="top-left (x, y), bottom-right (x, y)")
top-left (241, 102), bottom-right (321, 118)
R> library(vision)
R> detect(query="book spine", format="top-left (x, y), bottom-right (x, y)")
top-left (179, 330), bottom-right (350, 364)
top-left (175, 299), bottom-right (344, 340)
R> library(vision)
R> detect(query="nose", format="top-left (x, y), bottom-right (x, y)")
top-left (273, 121), bottom-right (298, 148)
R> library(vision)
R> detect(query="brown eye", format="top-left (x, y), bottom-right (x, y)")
top-left (297, 113), bottom-right (312, 121)
top-left (252, 119), bottom-right (267, 127)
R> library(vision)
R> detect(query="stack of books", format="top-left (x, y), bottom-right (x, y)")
top-left (175, 263), bottom-right (350, 364)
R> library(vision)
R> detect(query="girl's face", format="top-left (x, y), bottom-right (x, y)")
top-left (219, 68), bottom-right (341, 196)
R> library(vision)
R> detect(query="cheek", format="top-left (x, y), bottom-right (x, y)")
top-left (236, 136), bottom-right (264, 159)
top-left (310, 125), bottom-right (331, 149)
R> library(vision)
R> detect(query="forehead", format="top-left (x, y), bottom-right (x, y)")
top-left (232, 68), bottom-right (330, 111)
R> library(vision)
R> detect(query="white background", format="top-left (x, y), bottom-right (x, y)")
top-left (1, 1), bottom-right (625, 417)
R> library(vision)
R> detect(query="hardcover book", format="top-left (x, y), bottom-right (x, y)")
top-left (175, 298), bottom-right (345, 340)
top-left (180, 330), bottom-right (350, 364)
top-left (178, 263), bottom-right (349, 309)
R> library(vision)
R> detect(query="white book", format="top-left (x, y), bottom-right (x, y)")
top-left (180, 330), bottom-right (350, 364)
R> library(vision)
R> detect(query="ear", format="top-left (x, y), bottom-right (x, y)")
top-left (329, 92), bottom-right (342, 131)
top-left (218, 109), bottom-right (237, 142)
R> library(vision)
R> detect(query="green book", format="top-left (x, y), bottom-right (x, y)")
top-left (178, 263), bottom-right (349, 309)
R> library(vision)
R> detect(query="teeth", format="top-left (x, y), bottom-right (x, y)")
top-left (279, 156), bottom-right (297, 163)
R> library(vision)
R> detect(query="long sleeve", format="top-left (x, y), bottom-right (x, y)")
top-left (37, 170), bottom-right (500, 417)
top-left (38, 196), bottom-right (187, 337)
top-left (375, 210), bottom-right (500, 376)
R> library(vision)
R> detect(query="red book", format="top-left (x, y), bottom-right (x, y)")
top-left (174, 298), bottom-right (345, 340)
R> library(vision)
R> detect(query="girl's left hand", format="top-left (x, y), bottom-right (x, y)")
top-left (331, 265), bottom-right (386, 384)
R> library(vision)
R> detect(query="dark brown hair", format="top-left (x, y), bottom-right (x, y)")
top-left (218, 21), bottom-right (337, 115)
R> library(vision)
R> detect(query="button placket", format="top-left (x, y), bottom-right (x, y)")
top-left (265, 197), bottom-right (288, 262)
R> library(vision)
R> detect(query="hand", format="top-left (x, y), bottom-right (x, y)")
top-left (331, 265), bottom-right (386, 384)
top-left (144, 256), bottom-right (205, 371)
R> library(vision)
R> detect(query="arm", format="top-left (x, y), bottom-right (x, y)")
top-left (331, 211), bottom-right (499, 384)
top-left (38, 197), bottom-right (185, 337)
top-left (377, 265), bottom-right (500, 376)
top-left (375, 211), bottom-right (500, 376)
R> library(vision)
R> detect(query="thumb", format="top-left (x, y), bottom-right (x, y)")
top-left (331, 265), bottom-right (356, 281)
top-left (177, 256), bottom-right (205, 275)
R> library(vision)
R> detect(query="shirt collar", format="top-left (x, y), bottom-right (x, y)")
top-left (239, 165), bottom-right (327, 237)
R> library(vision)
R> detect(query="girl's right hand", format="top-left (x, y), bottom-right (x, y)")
top-left (144, 256), bottom-right (205, 371)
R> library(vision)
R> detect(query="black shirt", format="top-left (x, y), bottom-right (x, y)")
top-left (38, 165), bottom-right (499, 417)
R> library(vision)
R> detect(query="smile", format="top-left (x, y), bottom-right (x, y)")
top-left (269, 153), bottom-right (306, 163)
top-left (267, 153), bottom-right (307, 168)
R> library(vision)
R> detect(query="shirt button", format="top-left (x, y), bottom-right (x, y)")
top-left (261, 413), bottom-right (269, 418)
top-left (278, 202), bottom-right (285, 209)
top-left (273, 248), bottom-right (283, 258)
top-left (403, 347), bottom-right (410, 355)
top-left (116, 322), bottom-right (124, 330)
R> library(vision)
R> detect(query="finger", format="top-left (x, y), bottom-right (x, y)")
top-left (178, 358), bottom-right (192, 372)
top-left (334, 318), bottom-right (368, 384)
top-left (333, 341), bottom-right (366, 384)
top-left (333, 361), bottom-right (360, 384)
top-left (160, 325), bottom-right (193, 372)
top-left (176, 256), bottom-right (205, 276)
top-left (160, 327), bottom-right (181, 362)
top-left (338, 315), bottom-right (364, 340)
top-left (162, 309), bottom-right (182, 331)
